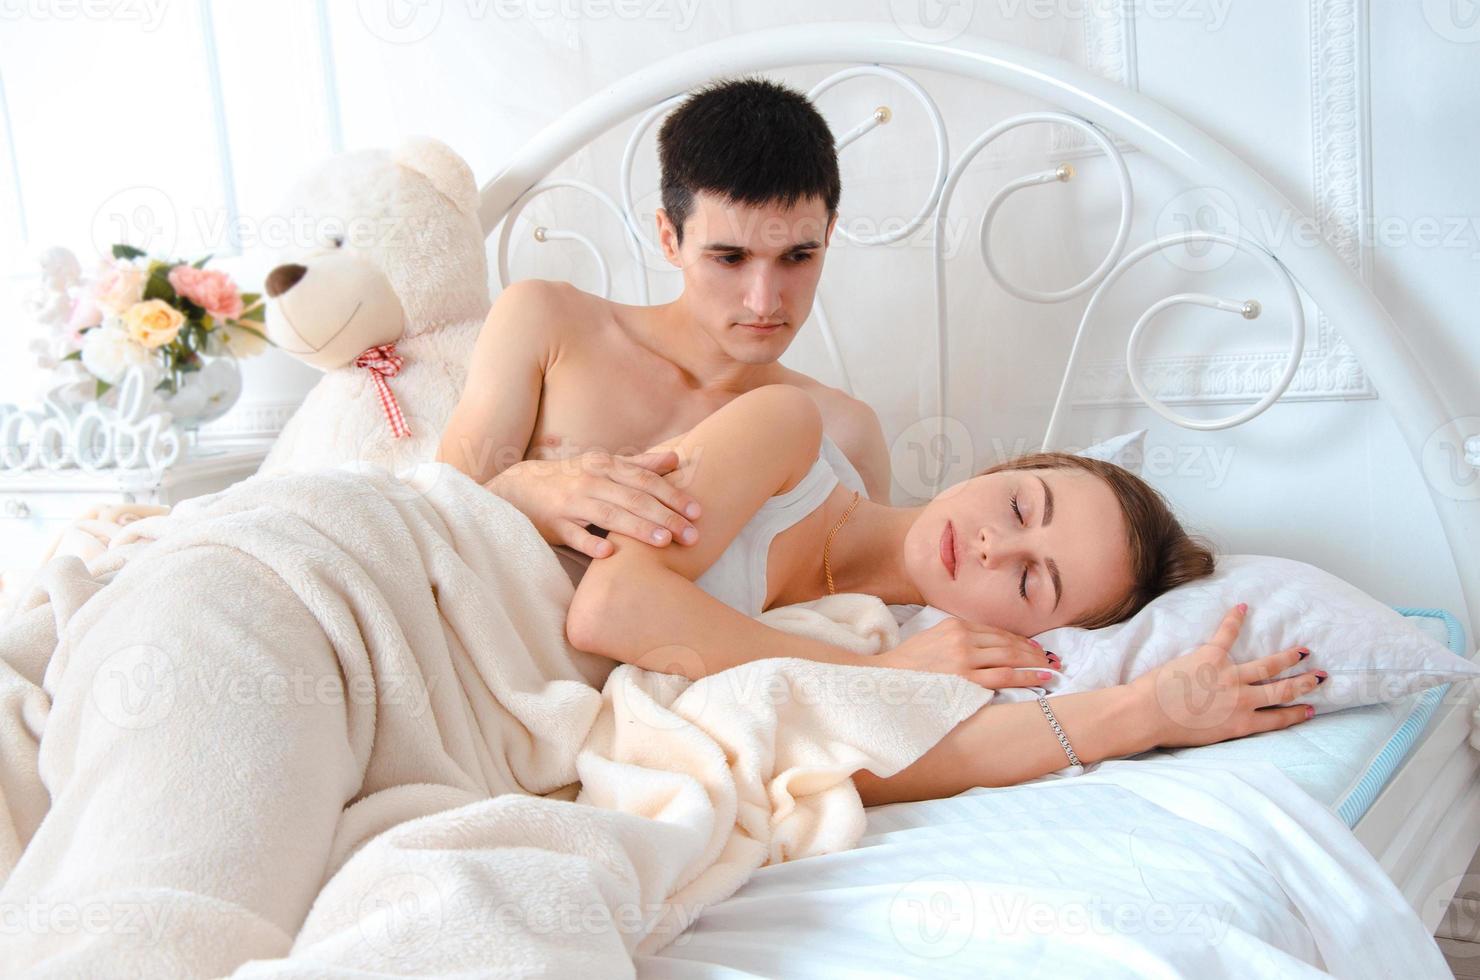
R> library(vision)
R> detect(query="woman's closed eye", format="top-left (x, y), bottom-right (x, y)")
top-left (1010, 490), bottom-right (1030, 602)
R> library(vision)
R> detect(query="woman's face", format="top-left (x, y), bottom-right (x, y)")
top-left (904, 467), bottom-right (1135, 637)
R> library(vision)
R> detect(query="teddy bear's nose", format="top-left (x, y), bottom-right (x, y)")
top-left (264, 263), bottom-right (307, 298)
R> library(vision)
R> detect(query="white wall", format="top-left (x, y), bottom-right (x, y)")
top-left (2, 1), bottom-right (1475, 621)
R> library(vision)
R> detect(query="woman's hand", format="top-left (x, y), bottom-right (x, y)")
top-left (1129, 604), bottom-right (1322, 749)
top-left (877, 617), bottom-right (1059, 689)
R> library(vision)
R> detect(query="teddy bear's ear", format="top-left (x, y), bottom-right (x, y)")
top-left (393, 136), bottom-right (479, 216)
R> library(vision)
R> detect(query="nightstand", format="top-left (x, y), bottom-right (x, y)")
top-left (0, 443), bottom-right (269, 607)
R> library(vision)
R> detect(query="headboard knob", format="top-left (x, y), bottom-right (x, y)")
top-left (1241, 300), bottom-right (1262, 320)
top-left (1054, 162), bottom-right (1075, 182)
top-left (873, 105), bottom-right (892, 124)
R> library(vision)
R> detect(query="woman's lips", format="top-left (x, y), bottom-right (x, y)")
top-left (940, 520), bottom-right (957, 579)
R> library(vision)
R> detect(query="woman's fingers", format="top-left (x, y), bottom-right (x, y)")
top-left (1235, 644), bottom-right (1309, 684)
top-left (1203, 604), bottom-right (1247, 655)
top-left (960, 624), bottom-right (1051, 664)
top-left (1250, 670), bottom-right (1324, 708)
top-left (1248, 703), bottom-right (1315, 732)
top-left (970, 645), bottom-right (1056, 670)
top-left (969, 666), bottom-right (1057, 690)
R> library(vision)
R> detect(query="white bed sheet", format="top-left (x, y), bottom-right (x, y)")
top-left (638, 758), bottom-right (1448, 978)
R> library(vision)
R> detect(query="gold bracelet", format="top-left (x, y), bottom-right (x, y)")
top-left (1037, 695), bottom-right (1082, 769)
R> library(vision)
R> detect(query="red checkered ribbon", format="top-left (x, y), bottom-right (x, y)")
top-left (353, 342), bottom-right (412, 439)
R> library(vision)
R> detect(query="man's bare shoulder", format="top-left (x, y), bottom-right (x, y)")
top-left (774, 367), bottom-right (873, 430)
top-left (775, 367), bottom-right (892, 501)
top-left (492, 277), bottom-right (607, 325)
top-left (486, 278), bottom-right (622, 353)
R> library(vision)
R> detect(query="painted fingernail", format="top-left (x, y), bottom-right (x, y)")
top-left (681, 527), bottom-right (698, 543)
top-left (1314, 671), bottom-right (1328, 684)
top-left (686, 503), bottom-right (701, 519)
top-left (1298, 648), bottom-right (1310, 659)
top-left (1236, 602), bottom-right (1248, 614)
top-left (1305, 705), bottom-right (1315, 719)
top-left (651, 529), bottom-right (668, 544)
top-left (1029, 639), bottom-right (1042, 648)
top-left (1037, 671), bottom-right (1053, 681)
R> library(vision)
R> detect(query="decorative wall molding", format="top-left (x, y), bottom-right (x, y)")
top-left (1050, 0), bottom-right (1140, 158)
top-left (1076, 0), bottom-right (1377, 407)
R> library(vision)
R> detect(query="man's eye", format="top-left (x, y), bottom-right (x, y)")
top-left (785, 252), bottom-right (815, 264)
top-left (714, 254), bottom-right (743, 266)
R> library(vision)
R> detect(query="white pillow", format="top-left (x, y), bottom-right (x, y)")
top-left (1074, 427), bottom-right (1147, 475)
top-left (897, 554), bottom-right (1478, 713)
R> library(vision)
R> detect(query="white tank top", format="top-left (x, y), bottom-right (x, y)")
top-left (554, 433), bottom-right (863, 617)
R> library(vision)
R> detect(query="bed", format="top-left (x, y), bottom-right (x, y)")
top-left (3, 21), bottom-right (1473, 978)
top-left (470, 23), bottom-right (1480, 969)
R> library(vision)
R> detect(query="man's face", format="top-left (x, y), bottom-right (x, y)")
top-left (658, 191), bottom-right (835, 366)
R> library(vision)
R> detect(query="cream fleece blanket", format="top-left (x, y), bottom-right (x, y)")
top-left (0, 461), bottom-right (990, 977)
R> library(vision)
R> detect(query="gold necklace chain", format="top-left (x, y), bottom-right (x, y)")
top-left (823, 490), bottom-right (862, 595)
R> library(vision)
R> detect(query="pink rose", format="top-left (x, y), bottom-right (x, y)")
top-left (92, 260), bottom-right (146, 314)
top-left (168, 265), bottom-right (243, 321)
top-left (68, 294), bottom-right (103, 330)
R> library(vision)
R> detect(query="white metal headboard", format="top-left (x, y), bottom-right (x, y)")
top-left (473, 24), bottom-right (1480, 648)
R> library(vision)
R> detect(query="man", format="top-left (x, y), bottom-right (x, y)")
top-left (435, 77), bottom-right (891, 566)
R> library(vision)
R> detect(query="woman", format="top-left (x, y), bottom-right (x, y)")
top-left (565, 384), bottom-right (1320, 803)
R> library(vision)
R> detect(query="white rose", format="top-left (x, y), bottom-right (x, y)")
top-left (223, 324), bottom-right (267, 358)
top-left (80, 322), bottom-right (152, 385)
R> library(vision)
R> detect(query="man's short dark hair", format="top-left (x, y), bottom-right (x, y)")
top-left (656, 77), bottom-right (841, 246)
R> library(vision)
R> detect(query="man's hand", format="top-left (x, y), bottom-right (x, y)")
top-left (487, 449), bottom-right (703, 559)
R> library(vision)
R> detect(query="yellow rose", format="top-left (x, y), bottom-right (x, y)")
top-left (122, 299), bottom-right (185, 349)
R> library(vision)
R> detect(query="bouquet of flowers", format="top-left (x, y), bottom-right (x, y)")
top-left (28, 244), bottom-right (274, 422)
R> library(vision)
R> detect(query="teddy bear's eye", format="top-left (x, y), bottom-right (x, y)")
top-left (329, 235), bottom-right (344, 249)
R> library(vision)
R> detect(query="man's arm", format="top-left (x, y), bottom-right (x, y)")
top-left (435, 279), bottom-right (558, 485)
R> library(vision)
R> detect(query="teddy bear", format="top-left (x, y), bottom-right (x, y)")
top-left (256, 136), bottom-right (491, 478)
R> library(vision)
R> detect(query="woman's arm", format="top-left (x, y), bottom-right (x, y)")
top-left (567, 384), bottom-right (872, 675)
top-left (567, 556), bottom-right (876, 678)
top-left (854, 606), bottom-right (1321, 803)
top-left (852, 685), bottom-right (1154, 804)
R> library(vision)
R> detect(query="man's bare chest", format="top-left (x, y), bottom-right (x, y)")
top-left (525, 338), bottom-right (735, 462)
